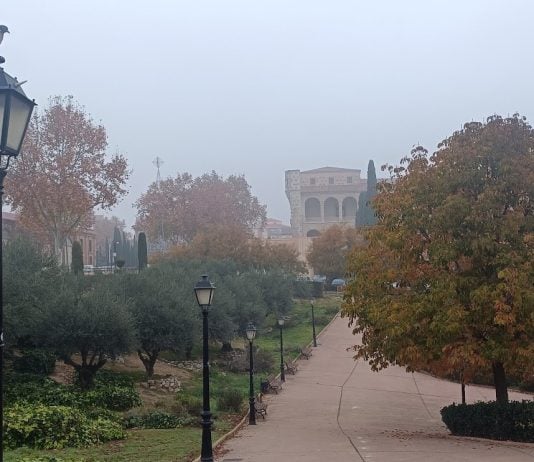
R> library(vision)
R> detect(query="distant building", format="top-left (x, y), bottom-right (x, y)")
top-left (1, 211), bottom-right (96, 267)
top-left (2, 211), bottom-right (25, 243)
top-left (285, 167), bottom-right (367, 237)
top-left (254, 218), bottom-right (292, 240)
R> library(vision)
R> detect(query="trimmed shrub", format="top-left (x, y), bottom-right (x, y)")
top-left (441, 400), bottom-right (534, 442)
top-left (83, 385), bottom-right (141, 411)
top-left (176, 394), bottom-right (203, 416)
top-left (123, 410), bottom-right (196, 429)
top-left (216, 388), bottom-right (243, 413)
top-left (4, 403), bottom-right (124, 449)
top-left (5, 372), bottom-right (140, 412)
top-left (12, 349), bottom-right (56, 375)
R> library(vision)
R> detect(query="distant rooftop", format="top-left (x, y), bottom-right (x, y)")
top-left (301, 166), bottom-right (361, 174)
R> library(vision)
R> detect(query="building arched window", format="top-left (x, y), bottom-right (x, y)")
top-left (305, 197), bottom-right (321, 219)
top-left (307, 229), bottom-right (321, 237)
top-left (342, 197), bottom-right (357, 218)
top-left (324, 197), bottom-right (339, 220)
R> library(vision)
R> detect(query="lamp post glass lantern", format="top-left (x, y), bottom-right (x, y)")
top-left (278, 317), bottom-right (285, 382)
top-left (194, 275), bottom-right (216, 461)
top-left (246, 322), bottom-right (257, 425)
top-left (0, 34), bottom-right (36, 462)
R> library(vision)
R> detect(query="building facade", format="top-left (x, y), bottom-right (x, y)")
top-left (285, 167), bottom-right (367, 237)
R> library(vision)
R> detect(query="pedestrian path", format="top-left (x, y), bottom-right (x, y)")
top-left (218, 314), bottom-right (534, 461)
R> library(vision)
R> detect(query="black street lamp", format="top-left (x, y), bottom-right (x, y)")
top-left (194, 275), bottom-right (216, 462)
top-left (0, 28), bottom-right (36, 462)
top-left (246, 322), bottom-right (257, 425)
top-left (278, 317), bottom-right (285, 382)
top-left (311, 298), bottom-right (317, 347)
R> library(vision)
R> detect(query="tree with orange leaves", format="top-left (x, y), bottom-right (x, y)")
top-left (306, 225), bottom-right (364, 283)
top-left (342, 115), bottom-right (534, 404)
top-left (135, 171), bottom-right (266, 244)
top-left (5, 96), bottom-right (129, 263)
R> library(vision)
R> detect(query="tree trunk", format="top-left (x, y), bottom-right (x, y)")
top-left (492, 361), bottom-right (509, 404)
top-left (138, 349), bottom-right (158, 379)
top-left (64, 355), bottom-right (106, 390)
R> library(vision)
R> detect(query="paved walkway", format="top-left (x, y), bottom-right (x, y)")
top-left (218, 314), bottom-right (534, 461)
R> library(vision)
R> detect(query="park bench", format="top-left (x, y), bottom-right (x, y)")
top-left (285, 361), bottom-right (298, 375)
top-left (255, 393), bottom-right (268, 419)
top-left (300, 347), bottom-right (313, 359)
top-left (262, 374), bottom-right (283, 394)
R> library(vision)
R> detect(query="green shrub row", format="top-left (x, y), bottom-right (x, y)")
top-left (441, 400), bottom-right (534, 442)
top-left (5, 372), bottom-right (141, 411)
top-left (4, 403), bottom-right (125, 449)
top-left (12, 350), bottom-right (57, 375)
top-left (123, 410), bottom-right (197, 429)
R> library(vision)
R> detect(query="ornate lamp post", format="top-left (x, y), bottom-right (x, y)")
top-left (278, 317), bottom-right (285, 382)
top-left (246, 322), bottom-right (257, 425)
top-left (194, 275), bottom-right (216, 462)
top-left (0, 27), bottom-right (36, 462)
top-left (311, 298), bottom-right (317, 347)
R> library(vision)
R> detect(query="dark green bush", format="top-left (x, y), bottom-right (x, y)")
top-left (123, 410), bottom-right (196, 429)
top-left (5, 372), bottom-right (140, 411)
top-left (4, 403), bottom-right (124, 449)
top-left (12, 349), bottom-right (56, 375)
top-left (292, 280), bottom-right (312, 298)
top-left (177, 394), bottom-right (203, 416)
top-left (441, 400), bottom-right (534, 442)
top-left (216, 388), bottom-right (243, 413)
top-left (83, 385), bottom-right (141, 411)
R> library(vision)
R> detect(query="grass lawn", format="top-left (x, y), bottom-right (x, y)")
top-left (5, 425), bottom-right (232, 462)
top-left (5, 294), bottom-right (341, 462)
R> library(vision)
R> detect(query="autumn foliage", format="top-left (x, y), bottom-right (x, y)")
top-left (6, 96), bottom-right (129, 260)
top-left (158, 224), bottom-right (306, 275)
top-left (306, 225), bottom-right (364, 282)
top-left (135, 171), bottom-right (266, 244)
top-left (342, 115), bottom-right (534, 403)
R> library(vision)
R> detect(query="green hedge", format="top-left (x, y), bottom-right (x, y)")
top-left (441, 400), bottom-right (534, 442)
top-left (4, 403), bottom-right (125, 449)
top-left (123, 411), bottom-right (197, 429)
top-left (13, 350), bottom-right (56, 375)
top-left (5, 372), bottom-right (140, 411)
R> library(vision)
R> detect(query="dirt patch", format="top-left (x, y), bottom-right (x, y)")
top-left (50, 354), bottom-right (192, 385)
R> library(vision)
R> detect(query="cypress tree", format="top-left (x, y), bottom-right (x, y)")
top-left (365, 160), bottom-right (378, 226)
top-left (71, 241), bottom-right (84, 275)
top-left (356, 160), bottom-right (378, 227)
top-left (355, 191), bottom-right (368, 226)
top-left (138, 232), bottom-right (148, 272)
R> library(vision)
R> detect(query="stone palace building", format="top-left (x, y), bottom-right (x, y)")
top-left (285, 167), bottom-right (367, 237)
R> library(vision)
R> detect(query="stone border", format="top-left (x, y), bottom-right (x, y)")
top-left (192, 308), bottom-right (342, 461)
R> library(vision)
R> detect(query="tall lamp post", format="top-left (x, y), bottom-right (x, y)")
top-left (278, 317), bottom-right (285, 382)
top-left (194, 275), bottom-right (216, 462)
top-left (0, 27), bottom-right (36, 462)
top-left (311, 298), bottom-right (317, 347)
top-left (246, 322), bottom-right (257, 425)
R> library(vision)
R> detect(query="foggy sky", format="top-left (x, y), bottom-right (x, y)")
top-left (3, 1), bottom-right (534, 228)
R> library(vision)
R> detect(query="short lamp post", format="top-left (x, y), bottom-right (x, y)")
top-left (0, 28), bottom-right (36, 462)
top-left (194, 275), bottom-right (216, 462)
top-left (246, 322), bottom-right (257, 425)
top-left (311, 298), bottom-right (317, 347)
top-left (278, 317), bottom-right (285, 382)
